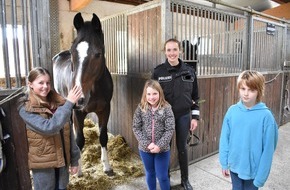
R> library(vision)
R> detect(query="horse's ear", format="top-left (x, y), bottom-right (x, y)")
top-left (92, 13), bottom-right (102, 31)
top-left (74, 12), bottom-right (84, 30)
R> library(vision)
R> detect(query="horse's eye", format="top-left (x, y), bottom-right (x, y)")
top-left (95, 53), bottom-right (101, 58)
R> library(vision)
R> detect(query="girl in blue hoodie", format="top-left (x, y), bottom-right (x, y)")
top-left (219, 70), bottom-right (278, 190)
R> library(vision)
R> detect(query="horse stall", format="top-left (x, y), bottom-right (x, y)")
top-left (102, 0), bottom-right (290, 169)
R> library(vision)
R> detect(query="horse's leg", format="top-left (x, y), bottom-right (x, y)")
top-left (96, 104), bottom-right (114, 176)
top-left (72, 109), bottom-right (87, 177)
top-left (73, 109), bottom-right (87, 150)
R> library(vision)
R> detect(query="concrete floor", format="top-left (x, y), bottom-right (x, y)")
top-left (112, 122), bottom-right (290, 190)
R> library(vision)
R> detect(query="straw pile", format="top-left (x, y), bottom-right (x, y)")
top-left (68, 119), bottom-right (144, 190)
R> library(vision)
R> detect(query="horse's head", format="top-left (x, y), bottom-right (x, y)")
top-left (70, 13), bottom-right (105, 109)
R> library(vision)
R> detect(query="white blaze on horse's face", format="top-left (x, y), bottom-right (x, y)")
top-left (75, 41), bottom-right (89, 98)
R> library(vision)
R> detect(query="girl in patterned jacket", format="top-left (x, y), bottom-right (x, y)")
top-left (132, 79), bottom-right (175, 190)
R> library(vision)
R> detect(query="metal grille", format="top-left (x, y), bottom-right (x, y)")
top-left (250, 17), bottom-right (286, 72)
top-left (102, 1), bottom-right (163, 75)
top-left (102, 14), bottom-right (127, 74)
top-left (170, 1), bottom-right (247, 75)
top-left (0, 0), bottom-right (30, 89)
top-left (0, 0), bottom-right (59, 90)
top-left (99, 0), bottom-right (288, 76)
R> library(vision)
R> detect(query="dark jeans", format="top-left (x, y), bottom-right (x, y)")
top-left (175, 113), bottom-right (191, 180)
top-left (230, 171), bottom-right (258, 190)
top-left (139, 150), bottom-right (171, 190)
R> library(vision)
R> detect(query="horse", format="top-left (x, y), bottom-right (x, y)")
top-left (52, 12), bottom-right (114, 176)
top-left (182, 37), bottom-right (201, 72)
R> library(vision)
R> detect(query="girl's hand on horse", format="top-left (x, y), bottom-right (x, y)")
top-left (70, 166), bottom-right (79, 175)
top-left (67, 85), bottom-right (82, 104)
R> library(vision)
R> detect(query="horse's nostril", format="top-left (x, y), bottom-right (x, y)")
top-left (78, 98), bottom-right (84, 105)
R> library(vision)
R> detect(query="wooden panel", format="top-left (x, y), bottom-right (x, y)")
top-left (264, 73), bottom-right (284, 123)
top-left (127, 7), bottom-right (162, 74)
top-left (128, 13), bottom-right (139, 73)
top-left (139, 11), bottom-right (145, 72)
top-left (108, 75), bottom-right (118, 133)
top-left (189, 78), bottom-right (209, 162)
top-left (0, 95), bottom-right (31, 190)
top-left (199, 78), bottom-right (211, 159)
top-left (130, 77), bottom-right (148, 153)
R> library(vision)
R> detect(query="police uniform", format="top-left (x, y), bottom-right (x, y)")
top-left (152, 58), bottom-right (199, 190)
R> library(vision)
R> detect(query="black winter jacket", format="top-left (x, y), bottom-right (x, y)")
top-left (152, 58), bottom-right (199, 119)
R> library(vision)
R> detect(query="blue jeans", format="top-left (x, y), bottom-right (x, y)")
top-left (230, 171), bottom-right (258, 190)
top-left (139, 150), bottom-right (171, 190)
top-left (32, 167), bottom-right (68, 190)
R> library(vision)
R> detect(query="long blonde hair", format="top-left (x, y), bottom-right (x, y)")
top-left (140, 79), bottom-right (169, 112)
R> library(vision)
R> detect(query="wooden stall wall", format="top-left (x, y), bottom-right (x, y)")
top-left (127, 6), bottom-right (163, 74)
top-left (187, 73), bottom-right (284, 165)
top-left (109, 75), bottom-right (145, 154)
top-left (189, 76), bottom-right (238, 163)
top-left (0, 94), bottom-right (31, 190)
top-left (264, 73), bottom-right (284, 123)
top-left (108, 72), bottom-right (285, 169)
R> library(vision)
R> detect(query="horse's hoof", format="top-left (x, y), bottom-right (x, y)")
top-left (104, 169), bottom-right (115, 176)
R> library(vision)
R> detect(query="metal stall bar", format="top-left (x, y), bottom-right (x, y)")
top-left (22, 0), bottom-right (30, 77)
top-left (11, 0), bottom-right (21, 87)
top-left (212, 10), bottom-right (217, 75)
top-left (117, 15), bottom-right (121, 73)
top-left (121, 14), bottom-right (127, 74)
top-left (0, 0), bottom-right (11, 88)
top-left (206, 8), bottom-right (210, 74)
top-left (29, 0), bottom-right (39, 67)
top-left (195, 6), bottom-right (201, 75)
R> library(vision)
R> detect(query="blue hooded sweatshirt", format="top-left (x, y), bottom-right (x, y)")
top-left (219, 100), bottom-right (278, 187)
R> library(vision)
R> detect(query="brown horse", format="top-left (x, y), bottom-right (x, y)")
top-left (52, 13), bottom-right (114, 176)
